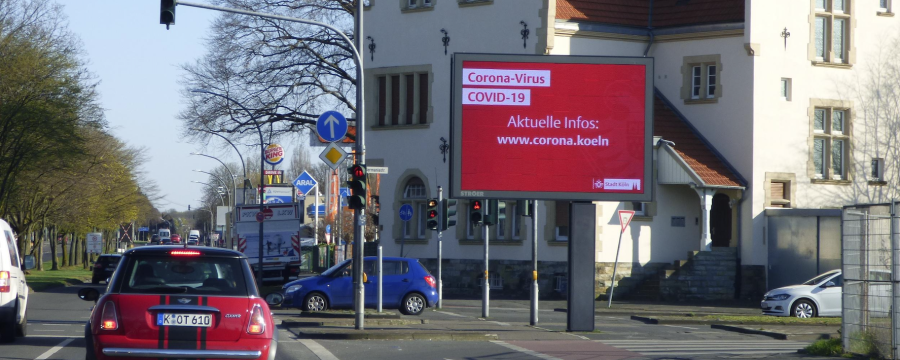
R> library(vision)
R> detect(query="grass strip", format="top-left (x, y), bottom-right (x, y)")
top-left (25, 262), bottom-right (93, 292)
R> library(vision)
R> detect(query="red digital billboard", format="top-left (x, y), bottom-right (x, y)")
top-left (451, 54), bottom-right (653, 201)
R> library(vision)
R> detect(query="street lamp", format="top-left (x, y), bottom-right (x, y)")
top-left (191, 153), bottom-right (240, 249)
top-left (179, 1), bottom-right (366, 319)
top-left (194, 202), bottom-right (215, 247)
top-left (192, 180), bottom-right (226, 207)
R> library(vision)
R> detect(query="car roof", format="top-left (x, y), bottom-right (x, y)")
top-left (362, 256), bottom-right (418, 261)
top-left (123, 246), bottom-right (246, 258)
top-left (98, 254), bottom-right (122, 257)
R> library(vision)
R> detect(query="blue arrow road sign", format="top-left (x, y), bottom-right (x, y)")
top-left (399, 204), bottom-right (414, 222)
top-left (293, 171), bottom-right (318, 195)
top-left (316, 111), bottom-right (348, 143)
top-left (326, 225), bottom-right (332, 234)
top-left (340, 187), bottom-right (349, 207)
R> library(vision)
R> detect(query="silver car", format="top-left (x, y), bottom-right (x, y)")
top-left (761, 270), bottom-right (842, 318)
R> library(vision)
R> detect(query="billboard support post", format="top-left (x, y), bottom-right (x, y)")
top-left (567, 202), bottom-right (595, 332)
top-left (482, 223), bottom-right (490, 319)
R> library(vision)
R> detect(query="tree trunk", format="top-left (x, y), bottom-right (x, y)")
top-left (67, 232), bottom-right (75, 266)
top-left (50, 226), bottom-right (59, 271)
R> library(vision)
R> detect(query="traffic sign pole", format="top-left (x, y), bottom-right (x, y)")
top-left (437, 186), bottom-right (443, 309)
top-left (608, 210), bottom-right (636, 308)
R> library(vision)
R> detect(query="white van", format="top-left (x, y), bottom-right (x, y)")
top-left (157, 229), bottom-right (171, 243)
top-left (0, 219), bottom-right (33, 342)
top-left (188, 230), bottom-right (200, 244)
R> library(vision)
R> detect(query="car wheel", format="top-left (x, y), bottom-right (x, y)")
top-left (400, 293), bottom-right (426, 316)
top-left (15, 304), bottom-right (26, 337)
top-left (304, 292), bottom-right (328, 312)
top-left (0, 303), bottom-right (16, 343)
top-left (792, 299), bottom-right (817, 318)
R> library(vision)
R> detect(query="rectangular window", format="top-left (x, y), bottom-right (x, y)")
top-left (418, 73), bottom-right (428, 124)
top-left (631, 202), bottom-right (646, 216)
top-left (417, 203), bottom-right (426, 238)
top-left (409, 0), bottom-right (417, 7)
top-left (511, 205), bottom-right (521, 239)
top-left (374, 71), bottom-right (430, 128)
top-left (833, 139), bottom-right (844, 179)
top-left (466, 206), bottom-right (475, 239)
top-left (405, 74), bottom-right (414, 125)
top-left (377, 77), bottom-right (386, 126)
top-left (423, 0), bottom-right (432, 6)
top-left (489, 272), bottom-right (502, 289)
top-left (833, 110), bottom-right (845, 134)
top-left (814, 138), bottom-right (826, 178)
top-left (390, 75), bottom-right (400, 125)
top-left (816, 0), bottom-right (826, 10)
top-left (691, 66), bottom-right (701, 99)
top-left (814, 109), bottom-right (826, 132)
top-left (815, 17), bottom-right (827, 59)
top-left (554, 275), bottom-right (567, 292)
top-left (706, 65), bottom-right (716, 98)
top-left (781, 78), bottom-right (792, 101)
top-left (833, 0), bottom-right (844, 12)
top-left (871, 158), bottom-right (884, 181)
top-left (770, 181), bottom-right (791, 208)
top-left (555, 201), bottom-right (569, 241)
top-left (833, 18), bottom-right (845, 61)
top-left (4, 231), bottom-right (17, 268)
top-left (880, 0), bottom-right (889, 11)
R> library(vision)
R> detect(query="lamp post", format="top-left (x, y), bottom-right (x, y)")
top-left (177, 0), bottom-right (366, 328)
top-left (191, 153), bottom-right (239, 248)
top-left (194, 204), bottom-right (214, 246)
top-left (192, 180), bottom-right (226, 207)
top-left (189, 135), bottom-right (249, 207)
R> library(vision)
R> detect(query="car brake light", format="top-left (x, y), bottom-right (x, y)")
top-left (247, 305), bottom-right (266, 335)
top-left (171, 250), bottom-right (200, 256)
top-left (0, 271), bottom-right (9, 293)
top-left (100, 302), bottom-right (119, 330)
top-left (425, 275), bottom-right (436, 288)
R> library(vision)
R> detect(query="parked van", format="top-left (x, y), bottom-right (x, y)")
top-left (0, 219), bottom-right (34, 342)
top-left (188, 229), bottom-right (200, 242)
top-left (157, 229), bottom-right (171, 243)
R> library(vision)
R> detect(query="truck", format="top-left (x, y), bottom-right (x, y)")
top-left (235, 203), bottom-right (305, 283)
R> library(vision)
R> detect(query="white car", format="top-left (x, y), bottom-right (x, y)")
top-left (761, 270), bottom-right (843, 318)
top-left (0, 219), bottom-right (34, 342)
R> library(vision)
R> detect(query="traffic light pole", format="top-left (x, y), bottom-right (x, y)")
top-left (531, 200), bottom-right (539, 326)
top-left (172, 0), bottom-right (366, 330)
top-left (437, 187), bottom-right (443, 309)
top-left (482, 222), bottom-right (490, 319)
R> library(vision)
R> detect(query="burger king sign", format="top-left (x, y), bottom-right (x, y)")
top-left (265, 143), bottom-right (285, 166)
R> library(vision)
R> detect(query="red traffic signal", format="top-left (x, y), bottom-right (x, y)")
top-left (350, 165), bottom-right (365, 179)
top-left (472, 201), bottom-right (481, 210)
top-left (426, 198), bottom-right (439, 230)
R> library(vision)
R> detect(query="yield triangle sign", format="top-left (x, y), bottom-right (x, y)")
top-left (618, 210), bottom-right (635, 233)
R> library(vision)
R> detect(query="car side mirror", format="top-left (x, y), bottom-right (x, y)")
top-left (822, 281), bottom-right (836, 288)
top-left (78, 288), bottom-right (100, 302)
top-left (22, 255), bottom-right (35, 270)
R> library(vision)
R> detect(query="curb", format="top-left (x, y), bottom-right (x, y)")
top-left (284, 327), bottom-right (499, 341)
top-left (282, 319), bottom-right (427, 327)
top-left (711, 324), bottom-right (839, 341)
top-left (628, 315), bottom-right (839, 327)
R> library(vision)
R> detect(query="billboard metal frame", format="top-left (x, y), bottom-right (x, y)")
top-left (450, 53), bottom-right (654, 202)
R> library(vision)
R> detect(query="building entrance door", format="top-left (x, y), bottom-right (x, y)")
top-left (710, 193), bottom-right (732, 247)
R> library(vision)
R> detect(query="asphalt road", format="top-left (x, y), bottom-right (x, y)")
top-left (10, 289), bottom-right (838, 360)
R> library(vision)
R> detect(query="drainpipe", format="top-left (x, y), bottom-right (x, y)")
top-left (643, 0), bottom-right (654, 57)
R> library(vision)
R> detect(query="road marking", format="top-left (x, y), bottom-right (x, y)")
top-left (34, 329), bottom-right (67, 332)
top-left (299, 339), bottom-right (339, 360)
top-left (434, 311), bottom-right (467, 318)
top-left (35, 338), bottom-right (74, 360)
top-left (597, 339), bottom-right (809, 356)
top-left (40, 323), bottom-right (74, 326)
top-left (663, 324), bottom-right (699, 330)
top-left (487, 321), bottom-right (511, 326)
top-left (28, 335), bottom-right (81, 338)
top-left (491, 340), bottom-right (564, 360)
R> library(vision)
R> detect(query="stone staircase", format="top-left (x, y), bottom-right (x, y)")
top-left (620, 247), bottom-right (738, 301)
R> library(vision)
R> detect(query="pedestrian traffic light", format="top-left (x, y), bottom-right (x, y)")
top-left (160, 0), bottom-right (176, 29)
top-left (516, 200), bottom-right (533, 217)
top-left (469, 200), bottom-right (484, 225)
top-left (485, 200), bottom-right (506, 226)
top-left (441, 199), bottom-right (457, 231)
top-left (347, 164), bottom-right (367, 210)
top-left (426, 199), bottom-right (439, 230)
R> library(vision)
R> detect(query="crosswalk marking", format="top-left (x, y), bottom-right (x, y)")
top-left (597, 339), bottom-right (808, 356)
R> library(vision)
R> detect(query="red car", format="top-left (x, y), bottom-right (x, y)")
top-left (78, 246), bottom-right (277, 360)
top-left (170, 234), bottom-right (182, 244)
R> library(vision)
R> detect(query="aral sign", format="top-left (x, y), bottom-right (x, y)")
top-left (451, 54), bottom-right (653, 202)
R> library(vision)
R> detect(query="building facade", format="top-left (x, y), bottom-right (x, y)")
top-left (362, 0), bottom-right (900, 301)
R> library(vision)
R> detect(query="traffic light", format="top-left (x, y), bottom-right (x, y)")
top-left (426, 199), bottom-right (439, 230)
top-left (469, 200), bottom-right (484, 225)
top-left (516, 200), bottom-right (533, 217)
top-left (347, 164), bottom-right (367, 210)
top-left (160, 0), bottom-right (176, 29)
top-left (485, 200), bottom-right (506, 226)
top-left (441, 199), bottom-right (457, 231)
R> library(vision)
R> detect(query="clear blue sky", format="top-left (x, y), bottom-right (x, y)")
top-left (60, 1), bottom-right (239, 212)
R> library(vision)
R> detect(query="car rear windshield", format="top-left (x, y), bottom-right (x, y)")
top-left (119, 255), bottom-right (248, 296)
top-left (97, 256), bottom-right (121, 266)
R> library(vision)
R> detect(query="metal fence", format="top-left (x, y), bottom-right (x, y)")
top-left (842, 203), bottom-right (899, 359)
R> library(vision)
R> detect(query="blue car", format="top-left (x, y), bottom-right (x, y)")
top-left (282, 256), bottom-right (437, 315)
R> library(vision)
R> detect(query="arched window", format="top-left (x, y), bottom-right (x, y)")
top-left (402, 177), bottom-right (427, 239)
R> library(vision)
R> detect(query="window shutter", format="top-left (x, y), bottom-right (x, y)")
top-left (377, 76), bottom-right (386, 126)
top-left (555, 201), bottom-right (569, 226)
top-left (391, 75), bottom-right (400, 125)
top-left (405, 74), bottom-right (414, 125)
top-left (418, 73), bottom-right (428, 124)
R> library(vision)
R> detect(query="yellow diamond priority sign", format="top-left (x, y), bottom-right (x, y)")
top-left (319, 142), bottom-right (348, 170)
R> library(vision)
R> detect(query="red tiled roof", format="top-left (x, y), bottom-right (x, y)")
top-left (653, 95), bottom-right (743, 187)
top-left (557, 0), bottom-right (744, 28)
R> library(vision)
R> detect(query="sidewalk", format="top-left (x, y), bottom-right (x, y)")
top-left (278, 299), bottom-right (837, 342)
